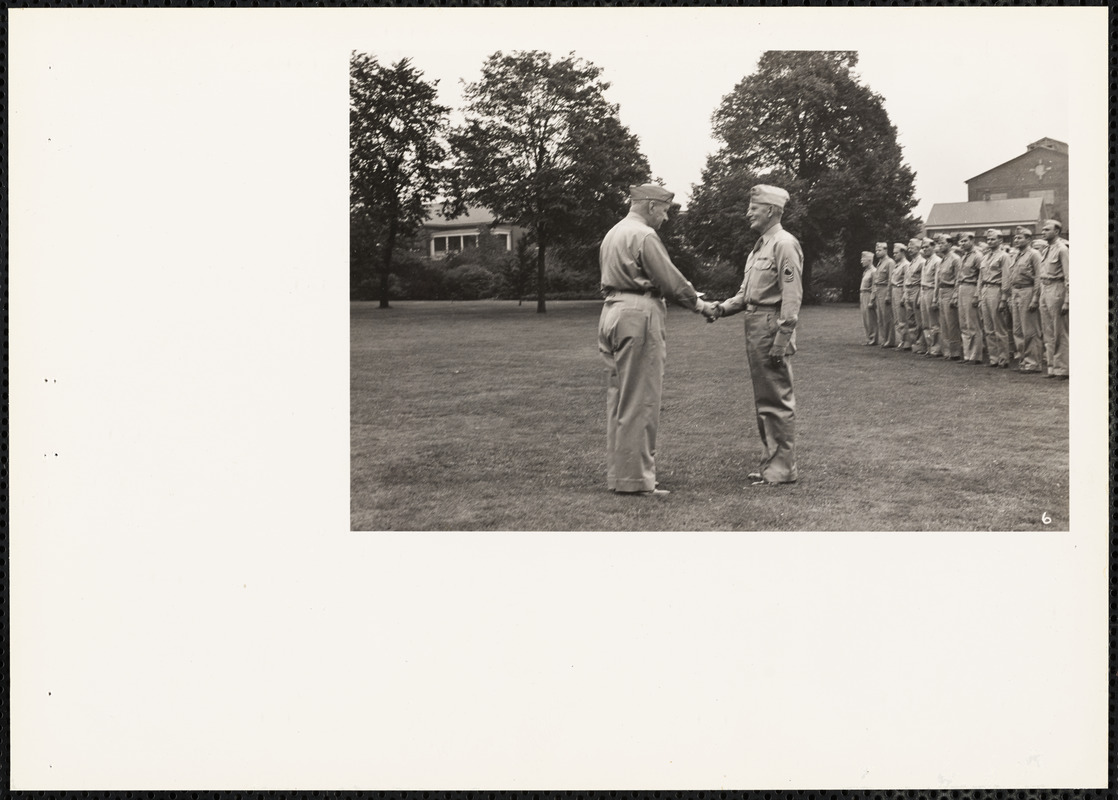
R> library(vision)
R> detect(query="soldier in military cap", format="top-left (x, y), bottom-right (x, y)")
top-left (933, 234), bottom-right (962, 360)
top-left (859, 250), bottom-right (877, 345)
top-left (889, 242), bottom-right (909, 348)
top-left (954, 231), bottom-right (985, 364)
top-left (902, 237), bottom-right (925, 351)
top-left (917, 237), bottom-right (941, 357)
top-left (707, 185), bottom-right (802, 486)
top-left (1037, 219), bottom-right (1069, 379)
top-left (1006, 226), bottom-right (1043, 373)
top-left (598, 184), bottom-right (720, 496)
top-left (977, 228), bottom-right (1012, 367)
top-left (872, 241), bottom-right (895, 347)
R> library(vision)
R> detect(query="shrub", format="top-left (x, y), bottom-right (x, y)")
top-left (444, 262), bottom-right (498, 300)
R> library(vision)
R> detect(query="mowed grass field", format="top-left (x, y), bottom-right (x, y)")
top-left (352, 300), bottom-right (1069, 531)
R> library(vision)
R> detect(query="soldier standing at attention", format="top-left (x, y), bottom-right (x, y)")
top-left (902, 238), bottom-right (925, 352)
top-left (955, 232), bottom-right (985, 364)
top-left (872, 241), bottom-right (895, 347)
top-left (859, 251), bottom-right (878, 345)
top-left (707, 185), bottom-right (803, 486)
top-left (933, 234), bottom-right (963, 360)
top-left (977, 228), bottom-right (1012, 368)
top-left (1006, 226), bottom-right (1043, 374)
top-left (917, 237), bottom-right (941, 357)
top-left (889, 242), bottom-right (909, 349)
top-left (1037, 219), bottom-right (1069, 379)
top-left (598, 184), bottom-right (720, 496)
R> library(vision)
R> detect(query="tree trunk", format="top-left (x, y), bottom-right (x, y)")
top-left (535, 231), bottom-right (547, 313)
top-left (800, 241), bottom-right (818, 305)
top-left (379, 218), bottom-right (398, 310)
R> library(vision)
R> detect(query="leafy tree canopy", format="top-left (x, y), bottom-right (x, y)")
top-left (686, 50), bottom-right (922, 301)
top-left (351, 52), bottom-right (450, 305)
top-left (448, 50), bottom-right (651, 311)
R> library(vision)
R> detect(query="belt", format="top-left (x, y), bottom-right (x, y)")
top-left (959, 280), bottom-right (978, 285)
top-left (938, 283), bottom-right (955, 289)
top-left (981, 282), bottom-right (1001, 287)
top-left (1039, 276), bottom-right (1065, 283)
top-left (603, 286), bottom-right (661, 299)
top-left (744, 302), bottom-right (780, 312)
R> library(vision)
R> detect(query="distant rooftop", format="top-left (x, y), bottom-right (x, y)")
top-left (424, 203), bottom-right (499, 229)
top-left (925, 198), bottom-right (1045, 230)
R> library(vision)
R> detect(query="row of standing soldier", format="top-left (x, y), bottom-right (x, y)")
top-left (858, 221), bottom-right (1070, 379)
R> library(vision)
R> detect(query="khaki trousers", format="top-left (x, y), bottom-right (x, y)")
top-left (957, 283), bottom-right (984, 362)
top-left (979, 285), bottom-right (1010, 366)
top-left (859, 291), bottom-right (877, 344)
top-left (919, 287), bottom-right (940, 355)
top-left (891, 285), bottom-right (907, 346)
top-left (1009, 287), bottom-right (1043, 372)
top-left (1039, 281), bottom-right (1069, 376)
top-left (874, 284), bottom-right (894, 346)
top-left (937, 287), bottom-right (962, 359)
top-left (743, 309), bottom-right (798, 483)
top-left (903, 287), bottom-right (922, 349)
top-left (598, 294), bottom-right (666, 492)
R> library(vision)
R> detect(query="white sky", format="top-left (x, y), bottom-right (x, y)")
top-left (361, 7), bottom-right (1074, 221)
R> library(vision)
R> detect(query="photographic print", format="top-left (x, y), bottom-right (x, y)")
top-left (9, 6), bottom-right (1109, 793)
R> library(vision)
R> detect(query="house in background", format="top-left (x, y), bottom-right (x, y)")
top-left (924, 197), bottom-right (1046, 240)
top-left (421, 204), bottom-right (525, 260)
top-left (925, 137), bottom-right (1069, 239)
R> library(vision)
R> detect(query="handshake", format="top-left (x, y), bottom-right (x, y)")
top-left (699, 300), bottom-right (724, 323)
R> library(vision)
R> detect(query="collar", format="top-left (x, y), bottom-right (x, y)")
top-left (757, 222), bottom-right (784, 246)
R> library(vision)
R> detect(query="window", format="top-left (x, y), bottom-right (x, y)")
top-left (462, 235), bottom-right (477, 249)
top-left (985, 192), bottom-right (1008, 201)
top-left (491, 233), bottom-right (510, 250)
top-left (1029, 189), bottom-right (1055, 204)
top-left (433, 237), bottom-right (447, 254)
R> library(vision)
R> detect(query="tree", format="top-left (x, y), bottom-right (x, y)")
top-left (685, 51), bottom-right (922, 302)
top-left (350, 52), bottom-right (450, 307)
top-left (448, 50), bottom-right (651, 312)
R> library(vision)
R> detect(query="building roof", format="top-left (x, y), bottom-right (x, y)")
top-left (925, 198), bottom-right (1045, 230)
top-left (966, 142), bottom-right (1068, 183)
top-left (1026, 137), bottom-right (1068, 154)
top-left (423, 203), bottom-right (500, 230)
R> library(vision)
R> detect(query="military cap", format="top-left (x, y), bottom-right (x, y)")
top-left (1014, 226), bottom-right (1033, 237)
top-left (751, 184), bottom-right (790, 208)
top-left (893, 242), bottom-right (906, 252)
top-left (629, 184), bottom-right (674, 203)
top-left (875, 241), bottom-right (888, 249)
top-left (1030, 239), bottom-right (1047, 250)
top-left (958, 231), bottom-right (976, 239)
top-left (908, 237), bottom-right (923, 247)
top-left (1043, 218), bottom-right (1063, 232)
top-left (985, 228), bottom-right (1003, 239)
top-left (920, 237), bottom-right (935, 247)
top-left (861, 251), bottom-right (874, 259)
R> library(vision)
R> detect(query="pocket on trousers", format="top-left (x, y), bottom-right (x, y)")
top-left (611, 308), bottom-right (649, 350)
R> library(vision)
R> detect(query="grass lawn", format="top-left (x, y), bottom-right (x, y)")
top-left (352, 300), bottom-right (1069, 531)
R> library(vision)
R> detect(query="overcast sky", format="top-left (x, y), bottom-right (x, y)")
top-left (360, 7), bottom-right (1079, 222)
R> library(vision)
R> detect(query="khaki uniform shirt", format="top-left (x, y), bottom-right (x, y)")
top-left (1039, 239), bottom-right (1070, 294)
top-left (890, 257), bottom-right (909, 288)
top-left (979, 248), bottom-right (1011, 302)
top-left (957, 249), bottom-right (982, 284)
top-left (935, 251), bottom-right (960, 291)
top-left (599, 212), bottom-right (703, 311)
top-left (920, 254), bottom-right (941, 289)
top-left (873, 256), bottom-right (895, 286)
top-left (721, 223), bottom-right (804, 347)
top-left (1008, 247), bottom-right (1042, 305)
top-left (904, 255), bottom-right (924, 288)
top-left (860, 267), bottom-right (875, 292)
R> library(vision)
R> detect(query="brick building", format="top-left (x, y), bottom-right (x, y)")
top-left (964, 137), bottom-right (1069, 235)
